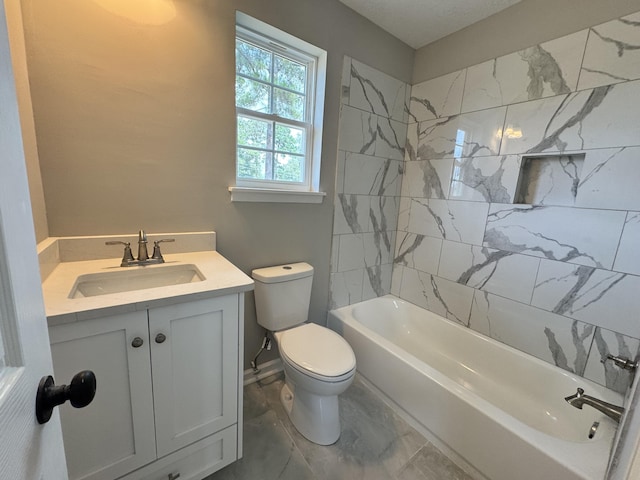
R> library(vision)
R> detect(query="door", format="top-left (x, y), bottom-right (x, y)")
top-left (0, 0), bottom-right (68, 477)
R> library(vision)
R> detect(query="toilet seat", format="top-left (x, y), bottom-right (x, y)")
top-left (277, 323), bottom-right (356, 382)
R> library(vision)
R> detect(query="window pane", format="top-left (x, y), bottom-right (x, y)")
top-left (235, 39), bottom-right (271, 82)
top-left (237, 148), bottom-right (268, 179)
top-left (236, 76), bottom-right (270, 113)
top-left (237, 116), bottom-right (273, 149)
top-left (235, 16), bottom-right (325, 191)
top-left (274, 88), bottom-right (305, 121)
top-left (274, 154), bottom-right (304, 182)
top-left (274, 55), bottom-right (306, 93)
top-left (275, 124), bottom-right (305, 154)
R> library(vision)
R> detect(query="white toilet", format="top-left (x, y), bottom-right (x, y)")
top-left (252, 262), bottom-right (356, 445)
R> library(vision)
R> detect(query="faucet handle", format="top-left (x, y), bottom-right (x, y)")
top-left (151, 239), bottom-right (175, 261)
top-left (605, 354), bottom-right (638, 371)
top-left (105, 241), bottom-right (135, 265)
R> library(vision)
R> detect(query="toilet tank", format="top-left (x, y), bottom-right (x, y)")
top-left (252, 262), bottom-right (313, 331)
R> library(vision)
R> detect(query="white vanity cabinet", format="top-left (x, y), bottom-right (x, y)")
top-left (149, 295), bottom-right (238, 458)
top-left (49, 294), bottom-right (243, 480)
top-left (49, 310), bottom-right (156, 480)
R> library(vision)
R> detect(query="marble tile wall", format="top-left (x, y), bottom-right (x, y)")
top-left (330, 58), bottom-right (408, 309)
top-left (391, 11), bottom-right (640, 394)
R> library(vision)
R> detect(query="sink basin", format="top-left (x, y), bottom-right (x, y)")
top-left (69, 264), bottom-right (205, 298)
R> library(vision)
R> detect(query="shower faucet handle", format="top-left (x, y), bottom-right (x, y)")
top-left (605, 354), bottom-right (638, 371)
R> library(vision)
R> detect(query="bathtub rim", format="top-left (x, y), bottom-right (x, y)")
top-left (332, 294), bottom-right (623, 412)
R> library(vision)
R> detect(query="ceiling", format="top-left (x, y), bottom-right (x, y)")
top-left (338, 0), bottom-right (523, 49)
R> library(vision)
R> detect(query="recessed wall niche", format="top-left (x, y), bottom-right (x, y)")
top-left (514, 154), bottom-right (585, 206)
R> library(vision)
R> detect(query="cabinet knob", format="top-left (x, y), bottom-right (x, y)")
top-left (131, 337), bottom-right (144, 348)
top-left (155, 333), bottom-right (167, 344)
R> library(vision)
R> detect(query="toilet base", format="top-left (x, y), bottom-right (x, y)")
top-left (280, 381), bottom-right (341, 445)
top-left (280, 382), bottom-right (294, 413)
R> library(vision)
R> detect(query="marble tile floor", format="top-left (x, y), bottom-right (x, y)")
top-left (207, 372), bottom-right (473, 480)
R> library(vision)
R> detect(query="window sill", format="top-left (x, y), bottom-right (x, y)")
top-left (228, 186), bottom-right (326, 204)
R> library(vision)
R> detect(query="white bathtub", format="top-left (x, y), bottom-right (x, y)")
top-left (328, 295), bottom-right (623, 480)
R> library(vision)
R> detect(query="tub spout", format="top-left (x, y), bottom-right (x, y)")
top-left (565, 388), bottom-right (624, 423)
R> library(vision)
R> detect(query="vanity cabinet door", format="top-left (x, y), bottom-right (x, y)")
top-left (49, 311), bottom-right (156, 480)
top-left (149, 295), bottom-right (239, 458)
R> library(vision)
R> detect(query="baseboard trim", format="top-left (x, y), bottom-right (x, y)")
top-left (243, 358), bottom-right (283, 386)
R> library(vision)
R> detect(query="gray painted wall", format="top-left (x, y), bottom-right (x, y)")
top-left (22, 0), bottom-right (635, 370)
top-left (413, 0), bottom-right (640, 83)
top-left (18, 0), bottom-right (413, 369)
top-left (6, 0), bottom-right (48, 243)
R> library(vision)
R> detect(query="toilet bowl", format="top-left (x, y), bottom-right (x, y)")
top-left (275, 323), bottom-right (355, 445)
top-left (252, 263), bottom-right (356, 445)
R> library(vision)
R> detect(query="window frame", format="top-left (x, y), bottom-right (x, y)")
top-left (232, 12), bottom-right (326, 201)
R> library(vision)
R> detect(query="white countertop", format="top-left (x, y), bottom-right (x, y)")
top-left (43, 250), bottom-right (254, 326)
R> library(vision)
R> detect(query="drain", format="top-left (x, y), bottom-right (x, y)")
top-left (588, 421), bottom-right (600, 439)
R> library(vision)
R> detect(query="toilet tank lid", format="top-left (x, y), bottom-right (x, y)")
top-left (251, 262), bottom-right (313, 284)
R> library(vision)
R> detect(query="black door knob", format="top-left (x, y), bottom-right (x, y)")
top-left (36, 370), bottom-right (97, 424)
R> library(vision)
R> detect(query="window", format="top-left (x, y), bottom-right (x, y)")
top-left (231, 13), bottom-right (326, 203)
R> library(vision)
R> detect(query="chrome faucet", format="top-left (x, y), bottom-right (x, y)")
top-left (106, 230), bottom-right (175, 267)
top-left (137, 230), bottom-right (149, 261)
top-left (565, 388), bottom-right (624, 423)
top-left (605, 354), bottom-right (638, 371)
